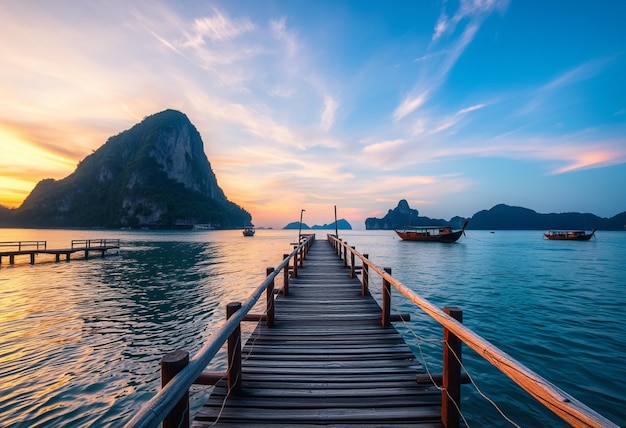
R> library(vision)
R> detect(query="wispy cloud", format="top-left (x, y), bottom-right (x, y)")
top-left (540, 57), bottom-right (612, 92)
top-left (394, 0), bottom-right (505, 122)
top-left (184, 9), bottom-right (255, 47)
top-left (321, 95), bottom-right (338, 131)
top-left (393, 92), bottom-right (429, 121)
top-left (270, 17), bottom-right (299, 57)
top-left (432, 0), bottom-right (509, 41)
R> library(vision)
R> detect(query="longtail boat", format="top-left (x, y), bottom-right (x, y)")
top-left (242, 224), bottom-right (255, 237)
top-left (395, 220), bottom-right (468, 243)
top-left (544, 228), bottom-right (597, 241)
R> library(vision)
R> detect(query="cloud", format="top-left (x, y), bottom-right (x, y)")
top-left (432, 0), bottom-right (509, 41)
top-left (540, 57), bottom-right (612, 92)
top-left (270, 17), bottom-right (299, 57)
top-left (320, 95), bottom-right (338, 131)
top-left (429, 103), bottom-right (487, 134)
top-left (184, 9), bottom-right (255, 47)
top-left (393, 92), bottom-right (429, 121)
top-left (394, 0), bottom-right (501, 122)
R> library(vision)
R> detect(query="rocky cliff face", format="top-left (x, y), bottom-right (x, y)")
top-left (6, 109), bottom-right (250, 228)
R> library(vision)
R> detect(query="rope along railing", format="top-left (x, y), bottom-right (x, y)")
top-left (327, 234), bottom-right (618, 428)
top-left (124, 234), bottom-right (316, 428)
top-left (385, 279), bottom-right (518, 427)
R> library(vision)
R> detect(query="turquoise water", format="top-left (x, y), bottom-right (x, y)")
top-left (0, 229), bottom-right (624, 427)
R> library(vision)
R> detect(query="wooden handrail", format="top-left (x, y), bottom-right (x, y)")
top-left (71, 238), bottom-right (120, 249)
top-left (327, 234), bottom-right (618, 428)
top-left (125, 234), bottom-right (315, 428)
top-left (0, 240), bottom-right (47, 250)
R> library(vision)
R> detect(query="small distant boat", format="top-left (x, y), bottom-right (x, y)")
top-left (544, 228), bottom-right (597, 241)
top-left (242, 224), bottom-right (255, 237)
top-left (395, 221), bottom-right (468, 243)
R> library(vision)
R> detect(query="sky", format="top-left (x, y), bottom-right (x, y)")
top-left (1, 0), bottom-right (625, 229)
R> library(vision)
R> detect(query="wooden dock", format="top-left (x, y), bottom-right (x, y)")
top-left (192, 239), bottom-right (442, 426)
top-left (127, 234), bottom-right (618, 428)
top-left (0, 239), bottom-right (120, 265)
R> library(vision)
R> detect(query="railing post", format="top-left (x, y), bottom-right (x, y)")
top-left (266, 267), bottom-right (275, 327)
top-left (382, 267), bottom-right (392, 326)
top-left (299, 245), bottom-right (304, 267)
top-left (292, 246), bottom-right (298, 278)
top-left (343, 243), bottom-right (348, 268)
top-left (350, 246), bottom-right (356, 278)
top-left (226, 302), bottom-right (242, 395)
top-left (362, 254), bottom-right (369, 296)
top-left (161, 350), bottom-right (190, 428)
top-left (282, 254), bottom-right (289, 296)
top-left (442, 306), bottom-right (463, 428)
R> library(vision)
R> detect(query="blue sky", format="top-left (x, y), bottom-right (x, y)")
top-left (0, 0), bottom-right (625, 228)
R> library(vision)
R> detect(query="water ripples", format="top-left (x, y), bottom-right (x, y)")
top-left (1, 229), bottom-right (625, 427)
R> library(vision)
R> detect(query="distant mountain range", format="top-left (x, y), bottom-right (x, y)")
top-left (0, 109), bottom-right (250, 229)
top-left (283, 219), bottom-right (352, 230)
top-left (366, 200), bottom-right (626, 231)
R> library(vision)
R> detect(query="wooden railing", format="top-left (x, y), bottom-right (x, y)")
top-left (71, 238), bottom-right (120, 249)
top-left (328, 234), bottom-right (618, 428)
top-left (124, 234), bottom-right (316, 428)
top-left (0, 240), bottom-right (47, 251)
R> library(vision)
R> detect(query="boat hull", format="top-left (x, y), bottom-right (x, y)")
top-left (544, 233), bottom-right (594, 241)
top-left (395, 229), bottom-right (464, 243)
top-left (544, 228), bottom-right (596, 241)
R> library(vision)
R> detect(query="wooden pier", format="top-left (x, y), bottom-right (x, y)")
top-left (0, 239), bottom-right (120, 265)
top-left (193, 238), bottom-right (441, 426)
top-left (127, 234), bottom-right (619, 428)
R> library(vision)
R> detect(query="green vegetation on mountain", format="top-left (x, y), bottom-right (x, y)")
top-left (0, 109), bottom-right (251, 229)
top-left (366, 200), bottom-right (626, 231)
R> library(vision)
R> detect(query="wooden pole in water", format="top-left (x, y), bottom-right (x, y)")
top-left (161, 350), bottom-right (190, 428)
top-left (442, 306), bottom-right (463, 428)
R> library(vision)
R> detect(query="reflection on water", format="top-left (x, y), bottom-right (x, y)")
top-left (1, 229), bottom-right (625, 427)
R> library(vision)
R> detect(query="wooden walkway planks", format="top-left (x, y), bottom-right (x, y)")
top-left (193, 240), bottom-right (442, 427)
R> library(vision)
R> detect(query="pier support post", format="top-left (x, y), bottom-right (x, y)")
top-left (283, 254), bottom-right (290, 296)
top-left (362, 254), bottom-right (369, 296)
top-left (382, 267), bottom-right (392, 326)
top-left (161, 349), bottom-right (190, 428)
top-left (227, 302), bottom-right (243, 395)
top-left (442, 306), bottom-right (463, 428)
top-left (266, 267), bottom-right (275, 327)
top-left (292, 246), bottom-right (298, 278)
top-left (349, 247), bottom-right (356, 278)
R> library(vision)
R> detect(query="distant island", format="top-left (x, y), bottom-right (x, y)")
top-left (283, 219), bottom-right (352, 230)
top-left (366, 200), bottom-right (626, 231)
top-left (0, 110), bottom-right (251, 229)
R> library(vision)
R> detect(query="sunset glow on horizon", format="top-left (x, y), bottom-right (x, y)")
top-left (1, 1), bottom-right (625, 229)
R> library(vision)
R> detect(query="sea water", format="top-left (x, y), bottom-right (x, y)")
top-left (0, 228), bottom-right (624, 427)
